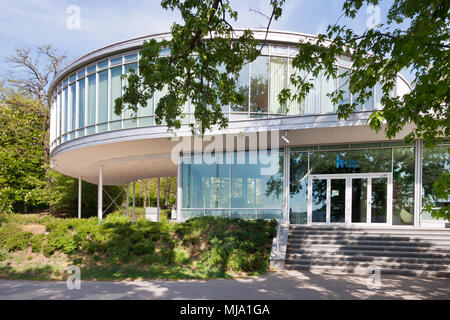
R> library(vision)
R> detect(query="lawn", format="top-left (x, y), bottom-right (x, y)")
top-left (0, 212), bottom-right (277, 281)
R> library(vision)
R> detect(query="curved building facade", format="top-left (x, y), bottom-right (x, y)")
top-left (49, 30), bottom-right (448, 228)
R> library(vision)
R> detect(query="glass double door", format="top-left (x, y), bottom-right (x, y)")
top-left (307, 173), bottom-right (392, 225)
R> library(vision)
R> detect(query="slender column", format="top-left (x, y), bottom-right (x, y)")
top-left (98, 166), bottom-right (103, 220)
top-left (126, 182), bottom-right (129, 218)
top-left (78, 177), bottom-right (82, 219)
top-left (157, 177), bottom-right (160, 221)
top-left (176, 152), bottom-right (182, 221)
top-left (132, 181), bottom-right (136, 223)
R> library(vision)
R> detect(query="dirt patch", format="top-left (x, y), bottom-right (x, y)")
top-left (21, 224), bottom-right (46, 235)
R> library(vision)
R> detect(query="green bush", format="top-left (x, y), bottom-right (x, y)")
top-left (30, 234), bottom-right (45, 253)
top-left (4, 232), bottom-right (32, 252)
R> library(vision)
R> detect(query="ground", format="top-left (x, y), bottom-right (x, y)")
top-left (0, 270), bottom-right (448, 300)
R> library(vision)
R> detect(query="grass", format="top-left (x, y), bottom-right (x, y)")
top-left (0, 211), bottom-right (277, 281)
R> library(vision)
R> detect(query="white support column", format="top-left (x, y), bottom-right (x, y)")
top-left (132, 181), bottom-right (136, 223)
top-left (126, 182), bottom-right (129, 218)
top-left (414, 139), bottom-right (423, 228)
top-left (78, 177), bottom-right (82, 219)
top-left (176, 152), bottom-right (182, 221)
top-left (98, 166), bottom-right (103, 220)
top-left (157, 177), bottom-right (160, 221)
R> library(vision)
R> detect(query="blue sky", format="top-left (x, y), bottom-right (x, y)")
top-left (0, 0), bottom-right (408, 81)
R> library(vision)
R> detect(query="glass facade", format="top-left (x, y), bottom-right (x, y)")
top-left (50, 45), bottom-right (383, 150)
top-left (181, 150), bottom-right (284, 220)
top-left (422, 144), bottom-right (450, 220)
top-left (289, 143), bottom-right (416, 225)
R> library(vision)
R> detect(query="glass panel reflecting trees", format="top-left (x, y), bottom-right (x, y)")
top-left (182, 150), bottom-right (284, 220)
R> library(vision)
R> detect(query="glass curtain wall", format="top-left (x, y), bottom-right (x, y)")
top-left (182, 150), bottom-right (284, 220)
top-left (50, 45), bottom-right (384, 148)
top-left (289, 143), bottom-right (415, 225)
top-left (422, 144), bottom-right (450, 220)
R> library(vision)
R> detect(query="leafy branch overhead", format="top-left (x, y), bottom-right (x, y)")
top-left (282, 0), bottom-right (449, 147)
top-left (115, 0), bottom-right (285, 133)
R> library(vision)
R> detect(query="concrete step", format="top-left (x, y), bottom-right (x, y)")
top-left (287, 238), bottom-right (450, 248)
top-left (286, 243), bottom-right (450, 254)
top-left (288, 229), bottom-right (450, 238)
top-left (289, 225), bottom-right (450, 233)
top-left (285, 253), bottom-right (450, 265)
top-left (285, 258), bottom-right (450, 271)
top-left (287, 234), bottom-right (450, 243)
top-left (284, 264), bottom-right (450, 278)
top-left (285, 247), bottom-right (450, 259)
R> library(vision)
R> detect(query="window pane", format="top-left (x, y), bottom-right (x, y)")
top-left (78, 78), bottom-right (85, 129)
top-left (290, 152), bottom-right (308, 224)
top-left (63, 88), bottom-right (68, 134)
top-left (269, 57), bottom-right (287, 114)
top-left (231, 63), bottom-right (249, 114)
top-left (310, 148), bottom-right (392, 174)
top-left (287, 58), bottom-right (304, 115)
top-left (70, 83), bottom-right (76, 131)
top-left (110, 66), bottom-right (122, 130)
top-left (338, 67), bottom-right (350, 106)
top-left (250, 56), bottom-right (269, 114)
top-left (231, 151), bottom-right (283, 209)
top-left (322, 73), bottom-right (336, 113)
top-left (182, 154), bottom-right (230, 209)
top-left (422, 145), bottom-right (450, 220)
top-left (304, 73), bottom-right (321, 114)
top-left (87, 74), bottom-right (96, 126)
top-left (98, 70), bottom-right (108, 123)
top-left (393, 147), bottom-right (415, 225)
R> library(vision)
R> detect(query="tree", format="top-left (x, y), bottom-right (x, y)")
top-left (1, 46), bottom-right (67, 214)
top-left (115, 0), bottom-right (449, 220)
top-left (0, 87), bottom-right (49, 213)
top-left (115, 0), bottom-right (284, 133)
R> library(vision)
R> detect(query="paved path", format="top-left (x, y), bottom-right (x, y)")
top-left (0, 271), bottom-right (449, 300)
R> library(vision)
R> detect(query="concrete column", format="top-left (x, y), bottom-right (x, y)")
top-left (157, 177), bottom-right (160, 221)
top-left (98, 166), bottom-right (103, 220)
top-left (176, 152), bottom-right (182, 221)
top-left (132, 181), bottom-right (136, 223)
top-left (126, 182), bottom-right (129, 218)
top-left (78, 177), bottom-right (82, 219)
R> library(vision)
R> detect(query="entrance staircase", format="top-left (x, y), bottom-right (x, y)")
top-left (285, 225), bottom-right (450, 277)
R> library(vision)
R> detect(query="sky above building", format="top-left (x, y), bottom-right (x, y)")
top-left (0, 0), bottom-right (412, 82)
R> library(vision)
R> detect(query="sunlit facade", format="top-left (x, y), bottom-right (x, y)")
top-left (49, 30), bottom-right (448, 228)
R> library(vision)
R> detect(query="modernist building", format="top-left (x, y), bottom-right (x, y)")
top-left (49, 30), bottom-right (448, 229)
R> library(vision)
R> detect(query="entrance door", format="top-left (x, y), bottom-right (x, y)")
top-left (308, 173), bottom-right (392, 225)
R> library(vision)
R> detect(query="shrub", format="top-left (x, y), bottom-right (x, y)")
top-left (4, 232), bottom-right (32, 252)
top-left (30, 234), bottom-right (45, 253)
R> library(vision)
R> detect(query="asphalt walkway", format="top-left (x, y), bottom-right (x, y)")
top-left (0, 270), bottom-right (448, 300)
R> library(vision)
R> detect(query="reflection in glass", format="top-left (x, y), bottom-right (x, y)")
top-left (231, 63), bottom-right (249, 114)
top-left (250, 56), bottom-right (268, 114)
top-left (330, 179), bottom-right (345, 222)
top-left (78, 78), bottom-right (85, 129)
top-left (422, 145), bottom-right (450, 220)
top-left (312, 179), bottom-right (327, 222)
top-left (98, 70), bottom-right (108, 123)
top-left (87, 74), bottom-right (96, 127)
top-left (393, 147), bottom-right (415, 225)
top-left (352, 178), bottom-right (367, 223)
top-left (289, 152), bottom-right (308, 224)
top-left (182, 150), bottom-right (284, 220)
top-left (269, 57), bottom-right (287, 114)
top-left (110, 66), bottom-right (122, 130)
top-left (338, 67), bottom-right (350, 106)
top-left (322, 74), bottom-right (336, 113)
top-left (371, 178), bottom-right (387, 223)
